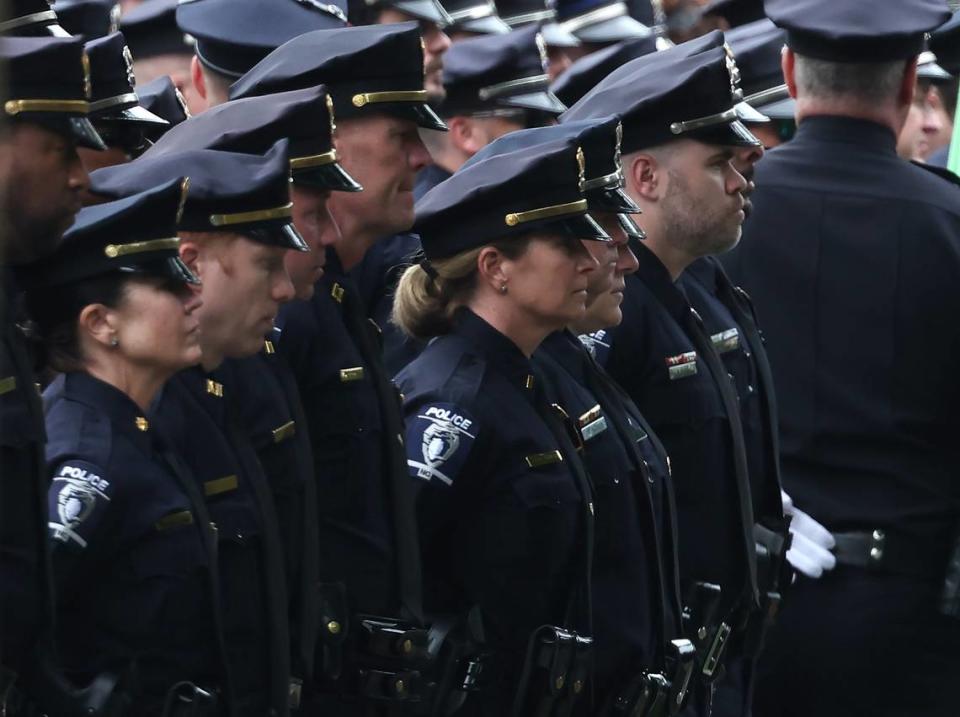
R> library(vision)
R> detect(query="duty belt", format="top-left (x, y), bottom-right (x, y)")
top-left (513, 625), bottom-right (594, 717)
top-left (606, 638), bottom-right (696, 717)
top-left (833, 529), bottom-right (951, 580)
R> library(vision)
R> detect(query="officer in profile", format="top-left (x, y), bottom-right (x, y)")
top-left (175, 0), bottom-right (347, 112)
top-left (550, 34), bottom-right (659, 107)
top-left (723, 1), bottom-right (960, 715)
top-left (1, 35), bottom-right (105, 712)
top-left (393, 139), bottom-right (607, 715)
top-left (92, 141), bottom-right (306, 717)
top-left (79, 31), bottom-right (169, 172)
top-left (563, 41), bottom-right (764, 716)
top-left (231, 25), bottom-right (448, 712)
top-left (135, 76), bottom-right (190, 144)
top-left (24, 181), bottom-right (230, 717)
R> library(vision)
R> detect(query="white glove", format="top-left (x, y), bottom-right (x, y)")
top-left (781, 490), bottom-right (836, 579)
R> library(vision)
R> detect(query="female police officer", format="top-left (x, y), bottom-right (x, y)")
top-left (25, 180), bottom-right (230, 715)
top-left (391, 140), bottom-right (608, 715)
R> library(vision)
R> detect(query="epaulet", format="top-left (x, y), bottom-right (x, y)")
top-left (911, 159), bottom-right (960, 187)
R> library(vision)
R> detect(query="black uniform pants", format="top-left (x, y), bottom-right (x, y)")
top-left (752, 567), bottom-right (960, 717)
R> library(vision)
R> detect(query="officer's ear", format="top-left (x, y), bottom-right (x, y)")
top-left (625, 151), bottom-right (660, 202)
top-left (448, 116), bottom-right (478, 156)
top-left (782, 47), bottom-right (798, 100)
top-left (178, 238), bottom-right (202, 276)
top-left (77, 302), bottom-right (119, 351)
top-left (476, 245), bottom-right (509, 293)
top-left (190, 55), bottom-right (209, 106)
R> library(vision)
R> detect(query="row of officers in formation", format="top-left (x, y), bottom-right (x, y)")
top-left (2, 0), bottom-right (960, 715)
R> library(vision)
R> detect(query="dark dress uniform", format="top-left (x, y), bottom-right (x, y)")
top-left (44, 372), bottom-right (228, 715)
top-left (0, 275), bottom-right (50, 683)
top-left (723, 114), bottom-right (960, 716)
top-left (152, 367), bottom-right (291, 717)
top-left (395, 310), bottom-right (594, 714)
top-left (534, 330), bottom-right (690, 711)
top-left (214, 331), bottom-right (320, 699)
top-left (593, 241), bottom-right (759, 695)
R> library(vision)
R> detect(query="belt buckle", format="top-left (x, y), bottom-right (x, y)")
top-left (700, 622), bottom-right (732, 680)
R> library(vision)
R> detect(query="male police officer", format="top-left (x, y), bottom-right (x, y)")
top-left (564, 40), bottom-right (766, 716)
top-left (723, 1), bottom-right (960, 715)
top-left (0, 34), bottom-right (105, 713)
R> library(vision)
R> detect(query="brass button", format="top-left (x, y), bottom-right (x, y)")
top-left (698, 627), bottom-right (707, 640)
top-left (395, 680), bottom-right (405, 694)
top-left (402, 639), bottom-right (413, 654)
top-left (327, 621), bottom-right (341, 635)
top-left (555, 676), bottom-right (565, 690)
top-left (872, 529), bottom-right (885, 541)
top-left (573, 680), bottom-right (583, 694)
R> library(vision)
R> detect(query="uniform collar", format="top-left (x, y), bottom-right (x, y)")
top-left (453, 308), bottom-right (538, 393)
top-left (539, 329), bottom-right (589, 381)
top-left (633, 240), bottom-right (695, 325)
top-left (684, 256), bottom-right (720, 293)
top-left (325, 243), bottom-right (347, 280)
top-left (794, 115), bottom-right (898, 154)
top-left (63, 371), bottom-right (156, 450)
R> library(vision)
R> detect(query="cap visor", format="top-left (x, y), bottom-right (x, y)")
top-left (459, 15), bottom-right (511, 34)
top-left (688, 119), bottom-right (761, 148)
top-left (124, 257), bottom-right (201, 285)
top-left (293, 162), bottom-right (364, 192)
top-left (388, 103), bottom-right (448, 131)
top-left (393, 0), bottom-right (453, 25)
top-left (754, 96), bottom-right (796, 121)
top-left (548, 212), bottom-right (611, 241)
top-left (95, 104), bottom-right (171, 127)
top-left (244, 223), bottom-right (310, 251)
top-left (541, 22), bottom-right (582, 47)
top-left (617, 212), bottom-right (645, 241)
top-left (918, 62), bottom-right (954, 82)
top-left (573, 15), bottom-right (653, 44)
top-left (586, 185), bottom-right (641, 214)
top-left (501, 90), bottom-right (567, 114)
top-left (69, 117), bottom-right (108, 151)
top-left (734, 101), bottom-right (769, 124)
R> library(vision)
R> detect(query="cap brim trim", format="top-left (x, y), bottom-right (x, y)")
top-left (104, 237), bottom-right (180, 258)
top-left (279, 223), bottom-right (310, 251)
top-left (293, 161), bottom-right (364, 192)
top-left (5, 99), bottom-right (89, 116)
top-left (505, 198), bottom-right (588, 226)
top-left (617, 212), bottom-right (645, 240)
top-left (99, 104), bottom-right (171, 126)
top-left (585, 185), bottom-right (641, 214)
top-left (210, 202), bottom-right (293, 227)
top-left (392, 0), bottom-right (453, 25)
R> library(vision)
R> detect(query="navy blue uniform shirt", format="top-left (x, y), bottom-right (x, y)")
top-left (395, 311), bottom-right (591, 682)
top-left (44, 372), bottom-right (225, 712)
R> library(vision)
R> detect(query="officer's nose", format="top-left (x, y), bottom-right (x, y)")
top-left (67, 147), bottom-right (90, 193)
top-left (617, 242), bottom-right (639, 276)
top-left (183, 283), bottom-right (203, 314)
top-left (273, 268), bottom-right (296, 304)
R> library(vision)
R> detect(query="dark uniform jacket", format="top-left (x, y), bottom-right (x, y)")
top-left (534, 330), bottom-right (682, 700)
top-left (152, 366), bottom-right (290, 717)
top-left (723, 115), bottom-right (960, 551)
top-left (277, 247), bottom-right (421, 624)
top-left (215, 331), bottom-right (320, 687)
top-left (44, 372), bottom-right (226, 714)
top-left (395, 311), bottom-right (593, 710)
top-left (590, 242), bottom-right (758, 621)
top-left (0, 272), bottom-right (50, 676)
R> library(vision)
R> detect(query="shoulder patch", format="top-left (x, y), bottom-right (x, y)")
top-left (578, 330), bottom-right (612, 366)
top-left (406, 403), bottom-right (477, 486)
top-left (48, 460), bottom-right (112, 548)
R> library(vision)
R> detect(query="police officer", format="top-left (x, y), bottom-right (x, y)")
top-left (25, 180), bottom-right (229, 717)
top-left (51, 0), bottom-right (118, 39)
top-left (80, 31), bottom-right (169, 171)
top-left (468, 117), bottom-right (696, 714)
top-left (92, 141), bottom-right (306, 717)
top-left (494, 0), bottom-right (582, 80)
top-left (0, 34), bottom-right (105, 714)
top-left (354, 25), bottom-right (567, 375)
top-left (139, 84), bottom-right (362, 705)
top-left (550, 34), bottom-right (658, 107)
top-left (554, 0), bottom-right (655, 63)
top-left (175, 0), bottom-right (347, 112)
top-left (441, 0), bottom-right (510, 40)
top-left (0, 0), bottom-right (71, 36)
top-left (564, 41), bottom-right (766, 715)
top-left (722, 1), bottom-right (960, 714)
top-left (135, 76), bottom-right (190, 143)
top-left (393, 139), bottom-right (608, 715)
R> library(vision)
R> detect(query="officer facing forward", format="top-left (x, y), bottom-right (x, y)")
top-left (722, 0), bottom-right (960, 715)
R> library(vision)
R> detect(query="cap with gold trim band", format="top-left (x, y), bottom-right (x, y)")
top-left (229, 22), bottom-right (447, 132)
top-left (725, 18), bottom-right (795, 121)
top-left (441, 26), bottom-right (566, 117)
top-left (415, 139), bottom-right (611, 261)
top-left (361, 0), bottom-right (452, 28)
top-left (90, 139), bottom-right (309, 251)
top-left (555, 0), bottom-right (652, 45)
top-left (0, 35), bottom-right (107, 149)
top-left (85, 32), bottom-right (168, 128)
top-left (0, 0), bottom-right (69, 37)
top-left (52, 0), bottom-right (119, 40)
top-left (764, 0), bottom-right (950, 64)
top-left (563, 35), bottom-right (762, 151)
top-left (23, 178), bottom-right (198, 289)
top-left (465, 115), bottom-right (640, 217)
top-left (550, 34), bottom-right (657, 107)
top-left (442, 0), bottom-right (510, 35)
top-left (495, 0), bottom-right (580, 47)
top-left (176, 0), bottom-right (348, 80)
top-left (136, 76), bottom-right (190, 143)
top-left (142, 84), bottom-right (361, 193)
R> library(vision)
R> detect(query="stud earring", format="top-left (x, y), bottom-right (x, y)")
top-left (499, 284), bottom-right (508, 294)
top-left (110, 336), bottom-right (119, 347)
